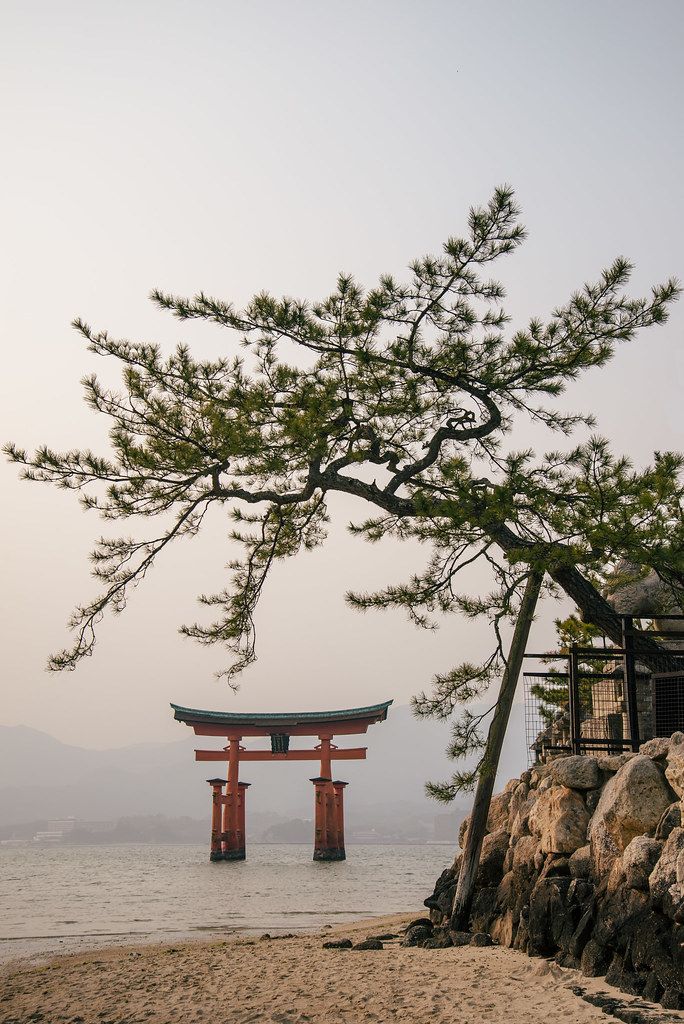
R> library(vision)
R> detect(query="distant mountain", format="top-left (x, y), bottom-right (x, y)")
top-left (0, 703), bottom-right (527, 829)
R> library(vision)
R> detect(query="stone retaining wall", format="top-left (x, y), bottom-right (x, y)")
top-left (422, 735), bottom-right (684, 1009)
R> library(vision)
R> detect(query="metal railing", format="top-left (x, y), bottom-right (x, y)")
top-left (523, 614), bottom-right (684, 765)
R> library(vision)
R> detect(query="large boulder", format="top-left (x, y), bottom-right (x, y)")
top-left (551, 755), bottom-right (600, 791)
top-left (589, 755), bottom-right (673, 876)
top-left (423, 864), bottom-right (458, 920)
top-left (527, 876), bottom-right (573, 955)
top-left (510, 789), bottom-right (538, 839)
top-left (592, 883), bottom-right (650, 949)
top-left (569, 844), bottom-right (592, 879)
top-left (664, 733), bottom-right (684, 798)
top-left (476, 829), bottom-right (510, 887)
top-left (469, 885), bottom-right (499, 934)
top-left (622, 836), bottom-right (662, 890)
top-left (512, 834), bottom-right (539, 871)
top-left (649, 827), bottom-right (684, 917)
top-left (528, 784), bottom-right (590, 854)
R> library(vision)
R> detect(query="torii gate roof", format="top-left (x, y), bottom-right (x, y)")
top-left (171, 700), bottom-right (392, 735)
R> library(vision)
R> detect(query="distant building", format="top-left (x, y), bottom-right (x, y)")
top-left (32, 831), bottom-right (65, 843)
top-left (47, 817), bottom-right (76, 834)
top-left (32, 817), bottom-right (115, 843)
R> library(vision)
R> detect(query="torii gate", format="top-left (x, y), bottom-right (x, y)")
top-left (171, 701), bottom-right (392, 861)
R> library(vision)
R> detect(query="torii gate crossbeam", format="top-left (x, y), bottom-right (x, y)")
top-left (171, 701), bottom-right (392, 861)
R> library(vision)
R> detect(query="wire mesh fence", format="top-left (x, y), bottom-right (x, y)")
top-left (523, 615), bottom-right (684, 766)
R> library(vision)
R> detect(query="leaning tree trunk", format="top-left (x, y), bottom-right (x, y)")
top-left (490, 523), bottom-right (675, 669)
top-left (450, 569), bottom-right (543, 931)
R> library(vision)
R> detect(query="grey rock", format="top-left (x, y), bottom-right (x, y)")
top-left (665, 734), bottom-right (684, 797)
top-left (551, 755), bottom-right (600, 791)
top-left (422, 929), bottom-right (453, 949)
top-left (621, 836), bottom-right (662, 890)
top-left (528, 784), bottom-right (590, 854)
top-left (568, 844), bottom-right (592, 879)
top-left (527, 875), bottom-right (573, 955)
top-left (490, 909), bottom-right (516, 948)
top-left (539, 854), bottom-right (570, 879)
top-left (661, 989), bottom-right (684, 1011)
top-left (508, 781), bottom-right (530, 826)
top-left (585, 789), bottom-right (602, 814)
top-left (470, 886), bottom-right (499, 935)
top-left (512, 834), bottom-right (539, 871)
top-left (595, 752), bottom-right (636, 773)
top-left (476, 829), bottom-right (510, 887)
top-left (655, 801), bottom-right (682, 841)
top-left (589, 755), bottom-right (673, 876)
top-left (640, 737), bottom-right (671, 760)
top-left (459, 790), bottom-right (512, 849)
top-left (402, 924), bottom-right (432, 947)
top-left (580, 938), bottom-right (609, 977)
top-left (404, 917), bottom-right (432, 931)
top-left (649, 826), bottom-right (684, 916)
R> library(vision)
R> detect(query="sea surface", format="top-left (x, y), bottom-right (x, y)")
top-left (0, 844), bottom-right (452, 964)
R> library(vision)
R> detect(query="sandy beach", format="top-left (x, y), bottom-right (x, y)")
top-left (2, 913), bottom-right (682, 1024)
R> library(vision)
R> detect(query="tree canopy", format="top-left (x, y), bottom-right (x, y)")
top-left (6, 187), bottom-right (683, 791)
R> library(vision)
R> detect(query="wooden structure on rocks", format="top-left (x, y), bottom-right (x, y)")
top-left (171, 701), bottom-right (392, 861)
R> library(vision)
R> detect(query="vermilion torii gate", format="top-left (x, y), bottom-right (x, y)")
top-left (171, 701), bottom-right (392, 861)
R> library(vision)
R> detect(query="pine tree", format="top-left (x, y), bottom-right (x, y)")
top-left (532, 615), bottom-right (607, 725)
top-left (6, 187), bottom-right (684, 798)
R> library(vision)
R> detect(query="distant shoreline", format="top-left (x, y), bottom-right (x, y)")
top-left (0, 839), bottom-right (455, 847)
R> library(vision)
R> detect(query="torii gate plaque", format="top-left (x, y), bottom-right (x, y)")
top-left (171, 701), bottom-right (392, 861)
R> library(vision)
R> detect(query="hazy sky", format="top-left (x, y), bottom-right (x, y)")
top-left (1, 1), bottom-right (683, 753)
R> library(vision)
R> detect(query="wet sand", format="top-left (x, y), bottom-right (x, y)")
top-left (1, 914), bottom-right (682, 1024)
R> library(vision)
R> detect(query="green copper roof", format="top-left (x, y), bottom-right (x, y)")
top-left (171, 700), bottom-right (392, 727)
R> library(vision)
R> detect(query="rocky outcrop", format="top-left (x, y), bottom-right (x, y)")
top-left (423, 745), bottom-right (684, 1010)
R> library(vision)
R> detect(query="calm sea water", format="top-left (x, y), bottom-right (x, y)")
top-left (0, 844), bottom-right (451, 963)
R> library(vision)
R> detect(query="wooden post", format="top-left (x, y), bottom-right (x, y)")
top-left (207, 779), bottom-right (225, 861)
top-left (622, 616), bottom-right (641, 752)
top-left (237, 782), bottom-right (250, 859)
top-left (450, 570), bottom-right (543, 931)
top-left (311, 776), bottom-right (330, 860)
top-left (223, 737), bottom-right (245, 860)
top-left (221, 779), bottom-right (230, 857)
top-left (324, 783), bottom-right (336, 852)
top-left (319, 736), bottom-right (332, 780)
top-left (333, 781), bottom-right (348, 859)
top-left (569, 645), bottom-right (582, 754)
